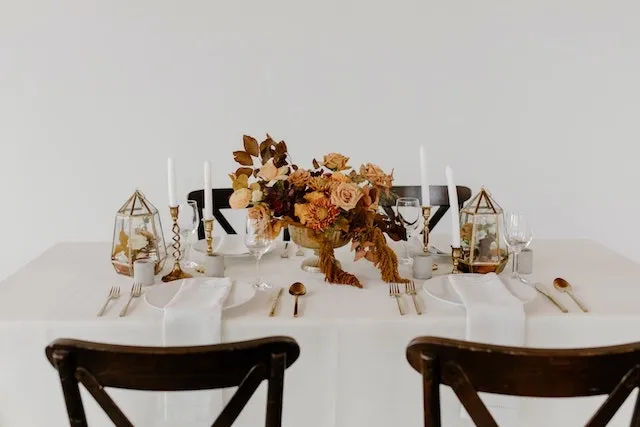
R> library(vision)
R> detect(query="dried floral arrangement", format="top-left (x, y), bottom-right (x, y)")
top-left (229, 134), bottom-right (408, 288)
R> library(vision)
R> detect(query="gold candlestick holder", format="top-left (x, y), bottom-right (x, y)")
top-left (451, 246), bottom-right (462, 274)
top-left (203, 218), bottom-right (214, 256)
top-left (162, 206), bottom-right (193, 282)
top-left (422, 206), bottom-right (432, 253)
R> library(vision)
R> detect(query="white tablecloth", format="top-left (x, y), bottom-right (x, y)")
top-left (0, 236), bottom-right (639, 426)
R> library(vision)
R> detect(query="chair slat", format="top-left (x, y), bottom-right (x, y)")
top-left (407, 337), bottom-right (640, 427)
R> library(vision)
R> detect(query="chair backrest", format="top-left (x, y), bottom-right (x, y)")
top-left (46, 336), bottom-right (300, 427)
top-left (406, 337), bottom-right (640, 427)
top-left (380, 185), bottom-right (472, 231)
top-left (188, 189), bottom-right (291, 241)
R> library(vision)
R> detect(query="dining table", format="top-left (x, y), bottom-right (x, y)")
top-left (0, 235), bottom-right (639, 427)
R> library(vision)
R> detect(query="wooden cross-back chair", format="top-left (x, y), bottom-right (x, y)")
top-left (46, 336), bottom-right (300, 427)
top-left (406, 336), bottom-right (640, 427)
top-left (380, 185), bottom-right (472, 232)
top-left (188, 189), bottom-right (291, 242)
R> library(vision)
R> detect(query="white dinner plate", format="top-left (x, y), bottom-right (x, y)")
top-left (193, 234), bottom-right (276, 257)
top-left (422, 274), bottom-right (537, 306)
top-left (144, 278), bottom-right (257, 311)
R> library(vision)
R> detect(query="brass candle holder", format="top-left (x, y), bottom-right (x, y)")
top-left (203, 218), bottom-right (214, 256)
top-left (451, 246), bottom-right (462, 274)
top-left (422, 206), bottom-right (432, 253)
top-left (162, 206), bottom-right (193, 282)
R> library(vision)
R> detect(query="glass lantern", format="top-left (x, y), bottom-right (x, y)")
top-left (458, 187), bottom-right (509, 274)
top-left (111, 189), bottom-right (167, 276)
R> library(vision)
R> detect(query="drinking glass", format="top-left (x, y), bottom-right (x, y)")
top-left (396, 197), bottom-right (422, 265)
top-left (178, 200), bottom-right (199, 268)
top-left (502, 211), bottom-right (533, 282)
top-left (245, 216), bottom-right (273, 290)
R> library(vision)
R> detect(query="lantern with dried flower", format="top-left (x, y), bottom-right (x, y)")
top-left (111, 190), bottom-right (167, 276)
top-left (458, 187), bottom-right (509, 274)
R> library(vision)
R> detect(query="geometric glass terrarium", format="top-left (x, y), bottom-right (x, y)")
top-left (111, 189), bottom-right (167, 276)
top-left (458, 187), bottom-right (509, 274)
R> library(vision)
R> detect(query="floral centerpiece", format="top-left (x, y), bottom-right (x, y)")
top-left (229, 134), bottom-right (408, 288)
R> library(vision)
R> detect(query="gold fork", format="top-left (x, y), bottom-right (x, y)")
top-left (97, 286), bottom-right (120, 317)
top-left (389, 283), bottom-right (405, 316)
top-left (405, 280), bottom-right (422, 315)
top-left (119, 283), bottom-right (142, 317)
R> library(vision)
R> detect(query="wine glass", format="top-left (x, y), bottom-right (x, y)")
top-left (396, 197), bottom-right (422, 265)
top-left (502, 211), bottom-right (533, 282)
top-left (178, 200), bottom-right (199, 268)
top-left (245, 216), bottom-right (274, 290)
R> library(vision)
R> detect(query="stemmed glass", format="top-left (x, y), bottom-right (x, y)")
top-left (502, 211), bottom-right (533, 282)
top-left (178, 200), bottom-right (199, 269)
top-left (396, 197), bottom-right (422, 265)
top-left (245, 216), bottom-right (274, 290)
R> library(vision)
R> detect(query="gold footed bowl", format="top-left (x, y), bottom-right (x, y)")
top-left (288, 224), bottom-right (350, 273)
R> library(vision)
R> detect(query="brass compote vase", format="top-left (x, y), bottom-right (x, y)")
top-left (288, 224), bottom-right (350, 273)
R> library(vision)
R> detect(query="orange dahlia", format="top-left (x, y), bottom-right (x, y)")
top-left (306, 198), bottom-right (340, 231)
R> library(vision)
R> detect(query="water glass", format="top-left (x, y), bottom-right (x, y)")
top-left (245, 216), bottom-right (273, 290)
top-left (502, 211), bottom-right (533, 282)
top-left (396, 197), bottom-right (422, 264)
top-left (178, 200), bottom-right (199, 268)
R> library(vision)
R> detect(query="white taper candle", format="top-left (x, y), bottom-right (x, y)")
top-left (419, 145), bottom-right (430, 206)
top-left (204, 161), bottom-right (213, 220)
top-left (445, 165), bottom-right (461, 248)
top-left (167, 157), bottom-right (178, 207)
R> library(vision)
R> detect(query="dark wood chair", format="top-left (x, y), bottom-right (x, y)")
top-left (188, 189), bottom-right (291, 242)
top-left (46, 336), bottom-right (300, 427)
top-left (380, 185), bottom-right (472, 232)
top-left (406, 336), bottom-right (640, 427)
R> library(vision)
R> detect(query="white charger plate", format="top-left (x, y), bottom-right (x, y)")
top-left (145, 278), bottom-right (256, 311)
top-left (422, 274), bottom-right (537, 306)
top-left (193, 234), bottom-right (276, 257)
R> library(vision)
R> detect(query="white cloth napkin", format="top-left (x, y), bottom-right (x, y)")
top-left (449, 273), bottom-right (525, 427)
top-left (160, 277), bottom-right (232, 426)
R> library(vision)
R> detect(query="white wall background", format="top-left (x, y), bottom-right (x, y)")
top-left (1, 0), bottom-right (639, 281)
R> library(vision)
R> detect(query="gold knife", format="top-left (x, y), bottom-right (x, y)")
top-left (534, 283), bottom-right (568, 313)
top-left (269, 288), bottom-right (284, 317)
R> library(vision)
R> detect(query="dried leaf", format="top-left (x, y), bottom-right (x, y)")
top-left (233, 150), bottom-right (254, 166)
top-left (275, 140), bottom-right (288, 155)
top-left (312, 158), bottom-right (320, 169)
top-left (273, 154), bottom-right (287, 168)
top-left (260, 136), bottom-right (275, 153)
top-left (235, 167), bottom-right (253, 177)
top-left (243, 135), bottom-right (259, 157)
top-left (262, 148), bottom-right (274, 164)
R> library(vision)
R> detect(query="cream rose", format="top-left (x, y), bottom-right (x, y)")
top-left (229, 188), bottom-right (252, 209)
top-left (251, 189), bottom-right (263, 203)
top-left (257, 160), bottom-right (278, 181)
top-left (322, 153), bottom-right (350, 171)
top-left (130, 233), bottom-right (148, 251)
top-left (330, 182), bottom-right (363, 211)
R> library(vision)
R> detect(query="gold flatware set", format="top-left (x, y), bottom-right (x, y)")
top-left (268, 282), bottom-right (307, 317)
top-left (389, 281), bottom-right (423, 316)
top-left (97, 284), bottom-right (143, 317)
top-left (535, 277), bottom-right (588, 313)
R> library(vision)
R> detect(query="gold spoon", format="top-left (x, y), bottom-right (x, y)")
top-left (288, 282), bottom-right (307, 318)
top-left (553, 278), bottom-right (589, 312)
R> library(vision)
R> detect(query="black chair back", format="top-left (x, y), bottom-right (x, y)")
top-left (46, 336), bottom-right (300, 427)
